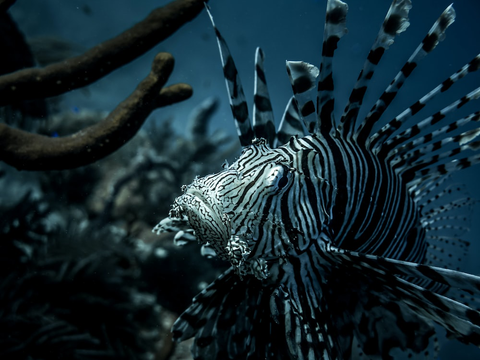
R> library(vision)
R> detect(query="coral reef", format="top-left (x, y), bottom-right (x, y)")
top-left (0, 93), bottom-right (236, 360)
top-left (0, 1), bottom-right (233, 359)
top-left (0, 96), bottom-right (235, 358)
top-left (0, 195), bottom-right (164, 359)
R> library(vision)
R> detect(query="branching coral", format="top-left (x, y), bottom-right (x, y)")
top-left (0, 0), bottom-right (206, 171)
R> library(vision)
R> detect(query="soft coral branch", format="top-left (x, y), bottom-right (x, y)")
top-left (0, 0), bottom-right (204, 104)
top-left (0, 53), bottom-right (192, 170)
top-left (0, 0), bottom-right (206, 170)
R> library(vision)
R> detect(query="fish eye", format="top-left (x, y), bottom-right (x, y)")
top-left (277, 172), bottom-right (289, 189)
top-left (265, 164), bottom-right (291, 192)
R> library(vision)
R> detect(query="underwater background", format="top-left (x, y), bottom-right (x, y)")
top-left (1, 0), bottom-right (480, 359)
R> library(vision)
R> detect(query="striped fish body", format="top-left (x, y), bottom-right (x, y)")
top-left (171, 134), bottom-right (424, 279)
top-left (154, 0), bottom-right (480, 358)
top-left (161, 135), bottom-right (434, 359)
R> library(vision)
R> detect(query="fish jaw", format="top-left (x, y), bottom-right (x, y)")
top-left (169, 180), bottom-right (232, 258)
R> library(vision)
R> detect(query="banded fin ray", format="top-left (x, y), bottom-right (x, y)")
top-left (406, 151), bottom-right (480, 190)
top-left (328, 246), bottom-right (480, 298)
top-left (417, 180), bottom-right (470, 208)
top-left (381, 87), bottom-right (480, 160)
top-left (381, 276), bottom-right (480, 346)
top-left (388, 111), bottom-right (480, 171)
top-left (338, 0), bottom-right (412, 137)
top-left (425, 234), bottom-right (469, 270)
top-left (316, 0), bottom-right (348, 137)
top-left (205, 5), bottom-right (253, 146)
top-left (405, 136), bottom-right (480, 177)
top-left (270, 257), bottom-right (346, 360)
top-left (253, 47), bottom-right (276, 147)
top-left (172, 268), bottom-right (312, 360)
top-left (419, 183), bottom-right (473, 291)
top-left (275, 96), bottom-right (306, 147)
top-left (327, 247), bottom-right (480, 345)
top-left (286, 61), bottom-right (320, 134)
top-left (370, 54), bottom-right (480, 151)
top-left (326, 267), bottom-right (438, 360)
top-left (355, 4), bottom-right (456, 144)
top-left (404, 151), bottom-right (480, 188)
top-left (393, 127), bottom-right (480, 181)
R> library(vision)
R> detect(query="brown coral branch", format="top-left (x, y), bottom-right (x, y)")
top-left (0, 52), bottom-right (192, 171)
top-left (0, 0), bottom-right (205, 105)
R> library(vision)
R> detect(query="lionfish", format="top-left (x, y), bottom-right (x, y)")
top-left (154, 0), bottom-right (480, 358)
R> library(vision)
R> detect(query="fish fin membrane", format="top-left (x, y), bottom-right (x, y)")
top-left (271, 249), bottom-right (440, 359)
top-left (172, 246), bottom-right (480, 359)
top-left (205, 5), bottom-right (253, 147)
top-left (253, 47), bottom-right (276, 147)
top-left (172, 268), bottom-right (279, 359)
top-left (327, 247), bottom-right (480, 347)
top-left (173, 264), bottom-right (346, 359)
top-left (276, 96), bottom-right (307, 147)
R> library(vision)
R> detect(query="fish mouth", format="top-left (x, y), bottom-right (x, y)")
top-left (170, 187), bottom-right (231, 253)
top-left (166, 181), bottom-right (264, 278)
top-left (172, 188), bottom-right (260, 276)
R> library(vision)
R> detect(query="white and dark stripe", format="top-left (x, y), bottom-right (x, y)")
top-left (253, 47), bottom-right (276, 147)
top-left (155, 1), bottom-right (480, 359)
top-left (355, 4), bottom-right (456, 144)
top-left (205, 5), bottom-right (253, 146)
top-left (275, 97), bottom-right (306, 147)
top-left (316, 0), bottom-right (348, 137)
top-left (286, 61), bottom-right (319, 133)
top-left (339, 0), bottom-right (412, 137)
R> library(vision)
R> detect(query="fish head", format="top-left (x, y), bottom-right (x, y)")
top-left (158, 139), bottom-right (300, 279)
